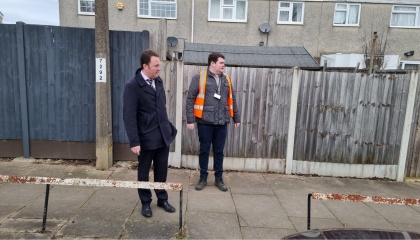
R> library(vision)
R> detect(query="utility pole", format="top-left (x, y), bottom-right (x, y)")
top-left (95, 0), bottom-right (113, 170)
top-left (368, 31), bottom-right (378, 75)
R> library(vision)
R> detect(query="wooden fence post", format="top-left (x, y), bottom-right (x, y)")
top-left (286, 67), bottom-right (301, 174)
top-left (397, 70), bottom-right (419, 181)
top-left (16, 22), bottom-right (31, 158)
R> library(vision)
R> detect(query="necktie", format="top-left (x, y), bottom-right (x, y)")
top-left (146, 79), bottom-right (155, 90)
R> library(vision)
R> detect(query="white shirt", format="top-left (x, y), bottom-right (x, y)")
top-left (140, 71), bottom-right (155, 89)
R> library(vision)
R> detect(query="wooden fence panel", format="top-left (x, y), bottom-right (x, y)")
top-left (0, 24), bottom-right (21, 140)
top-left (181, 65), bottom-right (292, 159)
top-left (294, 71), bottom-right (411, 165)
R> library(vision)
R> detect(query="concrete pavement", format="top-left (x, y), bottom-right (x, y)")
top-left (0, 158), bottom-right (420, 239)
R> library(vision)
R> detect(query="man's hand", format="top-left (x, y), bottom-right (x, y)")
top-left (234, 123), bottom-right (240, 127)
top-left (187, 123), bottom-right (195, 131)
top-left (131, 146), bottom-right (141, 155)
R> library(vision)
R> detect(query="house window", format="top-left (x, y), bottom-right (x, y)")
top-left (400, 61), bottom-right (420, 70)
top-left (333, 3), bottom-right (360, 26)
top-left (79, 0), bottom-right (95, 15)
top-left (208, 0), bottom-right (247, 22)
top-left (138, 0), bottom-right (177, 19)
top-left (278, 2), bottom-right (304, 24)
top-left (391, 5), bottom-right (420, 28)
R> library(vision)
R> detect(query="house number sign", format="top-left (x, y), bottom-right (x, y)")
top-left (96, 58), bottom-right (106, 83)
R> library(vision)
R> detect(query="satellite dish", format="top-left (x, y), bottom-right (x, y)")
top-left (167, 37), bottom-right (178, 47)
top-left (258, 23), bottom-right (272, 33)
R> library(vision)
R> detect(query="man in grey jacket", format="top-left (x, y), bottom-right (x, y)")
top-left (186, 52), bottom-right (240, 191)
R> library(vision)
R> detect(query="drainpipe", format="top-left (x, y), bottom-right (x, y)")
top-left (191, 0), bottom-right (195, 42)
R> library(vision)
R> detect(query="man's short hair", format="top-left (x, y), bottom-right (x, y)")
top-left (208, 52), bottom-right (225, 66)
top-left (140, 49), bottom-right (159, 67)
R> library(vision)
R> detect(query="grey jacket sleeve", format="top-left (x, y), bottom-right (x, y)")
top-left (186, 74), bottom-right (200, 124)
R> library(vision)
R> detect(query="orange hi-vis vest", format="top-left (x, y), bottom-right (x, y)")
top-left (194, 71), bottom-right (234, 118)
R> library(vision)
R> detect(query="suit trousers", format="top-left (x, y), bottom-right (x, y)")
top-left (197, 123), bottom-right (228, 180)
top-left (137, 146), bottom-right (170, 204)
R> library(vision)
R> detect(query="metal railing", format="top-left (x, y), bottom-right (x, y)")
top-left (0, 175), bottom-right (183, 234)
top-left (307, 192), bottom-right (420, 230)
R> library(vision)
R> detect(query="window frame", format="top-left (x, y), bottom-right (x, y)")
top-left (277, 1), bottom-right (304, 25)
top-left (137, 0), bottom-right (177, 19)
top-left (78, 0), bottom-right (95, 15)
top-left (333, 3), bottom-right (361, 27)
top-left (208, 0), bottom-right (248, 23)
top-left (400, 60), bottom-right (420, 70)
top-left (390, 5), bottom-right (420, 28)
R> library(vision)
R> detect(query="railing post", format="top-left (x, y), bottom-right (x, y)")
top-left (307, 193), bottom-right (312, 230)
top-left (179, 188), bottom-right (183, 234)
top-left (42, 184), bottom-right (50, 231)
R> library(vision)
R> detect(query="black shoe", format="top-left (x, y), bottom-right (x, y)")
top-left (215, 178), bottom-right (228, 192)
top-left (157, 201), bottom-right (176, 213)
top-left (195, 178), bottom-right (207, 191)
top-left (141, 203), bottom-right (152, 218)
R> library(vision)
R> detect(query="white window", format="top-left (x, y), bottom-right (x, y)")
top-left (400, 60), bottom-right (420, 70)
top-left (333, 3), bottom-right (360, 26)
top-left (138, 0), bottom-right (177, 19)
top-left (390, 5), bottom-right (420, 28)
top-left (278, 2), bottom-right (304, 24)
top-left (208, 0), bottom-right (247, 22)
top-left (79, 0), bottom-right (95, 15)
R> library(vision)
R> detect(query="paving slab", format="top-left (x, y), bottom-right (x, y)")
top-left (13, 186), bottom-right (97, 219)
top-left (0, 162), bottom-right (33, 176)
top-left (264, 173), bottom-right (313, 192)
top-left (289, 216), bottom-right (344, 232)
top-left (233, 193), bottom-right (294, 229)
top-left (323, 201), bottom-right (396, 229)
top-left (305, 177), bottom-right (351, 194)
top-left (67, 165), bottom-right (114, 179)
top-left (367, 203), bottom-right (420, 224)
top-left (123, 221), bottom-right (179, 239)
top-left (338, 178), bottom-right (399, 196)
top-left (24, 164), bottom-right (77, 178)
top-left (275, 191), bottom-right (335, 219)
top-left (108, 166), bottom-right (138, 181)
top-left (187, 186), bottom-right (236, 213)
top-left (82, 187), bottom-right (138, 209)
top-left (0, 184), bottom-right (45, 205)
top-left (241, 226), bottom-right (296, 239)
top-left (55, 207), bottom-right (129, 239)
top-left (0, 232), bottom-right (50, 239)
top-left (0, 205), bottom-right (23, 219)
top-left (373, 181), bottom-right (420, 199)
top-left (228, 172), bottom-right (273, 195)
top-left (412, 205), bottom-right (420, 213)
top-left (186, 211), bottom-right (242, 239)
top-left (0, 218), bottom-right (63, 235)
top-left (392, 222), bottom-right (420, 232)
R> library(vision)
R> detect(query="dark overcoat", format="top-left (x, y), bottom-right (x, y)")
top-left (123, 68), bottom-right (177, 150)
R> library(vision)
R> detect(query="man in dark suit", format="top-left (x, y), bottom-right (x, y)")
top-left (123, 49), bottom-right (177, 218)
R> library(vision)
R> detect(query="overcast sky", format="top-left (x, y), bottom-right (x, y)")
top-left (0, 0), bottom-right (59, 26)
